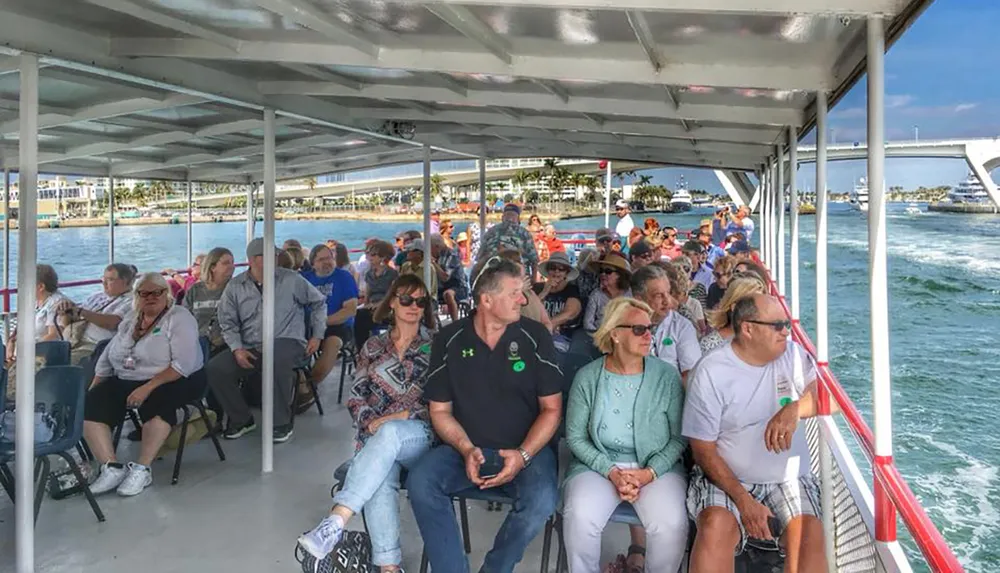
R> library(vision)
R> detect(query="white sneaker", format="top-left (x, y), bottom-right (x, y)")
top-left (89, 463), bottom-right (128, 495)
top-left (296, 514), bottom-right (345, 561)
top-left (116, 462), bottom-right (153, 497)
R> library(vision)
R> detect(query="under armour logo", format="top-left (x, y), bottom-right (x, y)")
top-left (462, 348), bottom-right (474, 358)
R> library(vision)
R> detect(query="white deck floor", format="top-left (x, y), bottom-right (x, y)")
top-left (0, 368), bottom-right (638, 573)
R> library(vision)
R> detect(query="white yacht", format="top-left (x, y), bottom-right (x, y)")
top-left (667, 175), bottom-right (693, 212)
top-left (947, 173), bottom-right (991, 203)
top-left (904, 203), bottom-right (922, 215)
top-left (850, 178), bottom-right (869, 212)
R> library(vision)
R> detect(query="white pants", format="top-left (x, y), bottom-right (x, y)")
top-left (563, 469), bottom-right (689, 573)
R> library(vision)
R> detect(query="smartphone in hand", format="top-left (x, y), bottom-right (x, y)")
top-left (478, 449), bottom-right (505, 480)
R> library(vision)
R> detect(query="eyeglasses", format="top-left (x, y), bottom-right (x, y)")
top-left (746, 319), bottom-right (791, 332)
top-left (137, 288), bottom-right (166, 299)
top-left (397, 294), bottom-right (430, 308)
top-left (616, 324), bottom-right (654, 336)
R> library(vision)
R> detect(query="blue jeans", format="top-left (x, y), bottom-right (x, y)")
top-left (406, 445), bottom-right (559, 573)
top-left (332, 419), bottom-right (433, 566)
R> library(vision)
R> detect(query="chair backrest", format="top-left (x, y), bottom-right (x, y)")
top-left (90, 338), bottom-right (111, 363)
top-left (36, 340), bottom-right (71, 367)
top-left (34, 365), bottom-right (87, 447)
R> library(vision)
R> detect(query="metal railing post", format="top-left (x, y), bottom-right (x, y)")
top-left (246, 183), bottom-right (255, 243)
top-left (604, 161), bottom-right (612, 228)
top-left (867, 14), bottom-right (897, 547)
top-left (760, 163), bottom-right (768, 267)
top-left (2, 167), bottom-right (10, 340)
top-left (776, 142), bottom-right (786, 298)
top-left (108, 174), bottom-right (115, 264)
top-left (261, 109), bottom-right (276, 474)
top-left (422, 146), bottom-right (433, 291)
top-left (479, 158), bottom-right (487, 231)
top-left (186, 176), bottom-right (193, 267)
top-left (789, 126), bottom-right (800, 321)
top-left (814, 90), bottom-right (836, 573)
top-left (14, 52), bottom-right (39, 573)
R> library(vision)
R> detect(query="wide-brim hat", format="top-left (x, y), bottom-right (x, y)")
top-left (588, 252), bottom-right (631, 277)
top-left (539, 252), bottom-right (579, 281)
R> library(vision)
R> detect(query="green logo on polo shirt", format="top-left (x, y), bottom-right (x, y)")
top-left (512, 360), bottom-right (525, 372)
top-left (662, 337), bottom-right (673, 346)
top-left (462, 348), bottom-right (474, 358)
top-left (779, 397), bottom-right (792, 407)
top-left (419, 344), bottom-right (431, 354)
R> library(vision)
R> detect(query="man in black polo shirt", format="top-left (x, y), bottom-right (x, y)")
top-left (407, 259), bottom-right (563, 573)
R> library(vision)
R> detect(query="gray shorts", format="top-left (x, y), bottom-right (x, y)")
top-left (686, 469), bottom-right (822, 554)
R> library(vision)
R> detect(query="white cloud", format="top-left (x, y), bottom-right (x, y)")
top-left (954, 103), bottom-right (978, 113)
top-left (886, 94), bottom-right (915, 109)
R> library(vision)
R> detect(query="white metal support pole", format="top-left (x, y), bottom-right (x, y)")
top-left (604, 161), bottom-right (612, 228)
top-left (2, 167), bottom-right (10, 342)
top-left (108, 175), bottom-right (115, 264)
top-left (422, 146), bottom-right (433, 291)
top-left (246, 184), bottom-right (255, 243)
top-left (763, 160), bottom-right (771, 269)
top-left (759, 165), bottom-right (767, 266)
top-left (776, 143), bottom-right (786, 298)
top-left (186, 176), bottom-right (193, 267)
top-left (478, 158), bottom-right (487, 231)
top-left (261, 109), bottom-right (276, 474)
top-left (867, 14), bottom-right (896, 547)
top-left (15, 53), bottom-right (39, 573)
top-left (815, 89), bottom-right (836, 573)
top-left (788, 127), bottom-right (799, 319)
top-left (770, 159), bottom-right (778, 275)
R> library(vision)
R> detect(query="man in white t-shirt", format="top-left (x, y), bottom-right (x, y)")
top-left (57, 263), bottom-right (136, 375)
top-left (683, 293), bottom-right (827, 573)
top-left (614, 199), bottom-right (635, 239)
top-left (631, 265), bottom-right (701, 385)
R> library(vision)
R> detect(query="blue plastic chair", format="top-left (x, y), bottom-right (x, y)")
top-left (0, 365), bottom-right (105, 524)
top-left (35, 340), bottom-right (71, 367)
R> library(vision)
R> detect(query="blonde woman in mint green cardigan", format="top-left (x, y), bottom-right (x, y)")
top-left (563, 297), bottom-right (689, 573)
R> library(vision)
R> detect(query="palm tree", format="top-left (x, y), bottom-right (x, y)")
top-left (430, 173), bottom-right (445, 200)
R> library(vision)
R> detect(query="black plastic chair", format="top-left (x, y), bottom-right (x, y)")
top-left (111, 337), bottom-right (226, 484)
top-left (292, 353), bottom-right (324, 417)
top-left (336, 343), bottom-right (358, 404)
top-left (35, 340), bottom-right (71, 367)
top-left (0, 365), bottom-right (105, 524)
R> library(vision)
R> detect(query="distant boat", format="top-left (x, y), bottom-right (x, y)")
top-left (947, 173), bottom-right (990, 204)
top-left (850, 178), bottom-right (869, 213)
top-left (665, 176), bottom-right (693, 212)
top-left (904, 203), bottom-right (922, 216)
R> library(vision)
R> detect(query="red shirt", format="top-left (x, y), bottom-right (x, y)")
top-left (543, 236), bottom-right (566, 254)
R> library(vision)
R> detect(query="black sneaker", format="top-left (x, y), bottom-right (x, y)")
top-left (273, 424), bottom-right (294, 443)
top-left (223, 417), bottom-right (256, 440)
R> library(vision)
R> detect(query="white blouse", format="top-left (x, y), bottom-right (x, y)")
top-left (96, 304), bottom-right (203, 382)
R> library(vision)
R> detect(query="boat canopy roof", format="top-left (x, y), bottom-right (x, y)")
top-left (0, 0), bottom-right (932, 183)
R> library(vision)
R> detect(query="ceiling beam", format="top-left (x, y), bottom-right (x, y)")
top-left (258, 81), bottom-right (803, 126)
top-left (395, 100), bottom-right (438, 115)
top-left (424, 5), bottom-right (512, 64)
top-left (358, 108), bottom-right (783, 144)
top-left (434, 73), bottom-right (469, 97)
top-left (625, 10), bottom-right (662, 72)
top-left (531, 79), bottom-right (569, 103)
top-left (112, 37), bottom-right (830, 91)
top-left (111, 133), bottom-right (365, 175)
top-left (0, 94), bottom-right (208, 137)
top-left (40, 68), bottom-right (167, 100)
top-left (190, 143), bottom-right (405, 180)
top-left (279, 63), bottom-right (364, 91)
top-left (252, 0), bottom-right (379, 57)
top-left (82, 0), bottom-right (242, 51)
top-left (339, 0), bottom-right (900, 15)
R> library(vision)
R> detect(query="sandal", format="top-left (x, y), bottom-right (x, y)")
top-left (626, 544), bottom-right (645, 573)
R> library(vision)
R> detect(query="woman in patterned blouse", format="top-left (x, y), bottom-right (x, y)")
top-left (297, 274), bottom-right (436, 572)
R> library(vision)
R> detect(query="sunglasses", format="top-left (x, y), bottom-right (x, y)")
top-left (397, 294), bottom-right (430, 308)
top-left (598, 268), bottom-right (618, 276)
top-left (137, 288), bottom-right (166, 299)
top-left (547, 264), bottom-right (570, 273)
top-left (616, 324), bottom-right (654, 336)
top-left (746, 319), bottom-right (791, 332)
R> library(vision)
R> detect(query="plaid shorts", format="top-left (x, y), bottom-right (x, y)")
top-left (686, 469), bottom-right (822, 554)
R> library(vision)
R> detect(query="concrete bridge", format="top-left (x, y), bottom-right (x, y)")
top-left (714, 137), bottom-right (1000, 209)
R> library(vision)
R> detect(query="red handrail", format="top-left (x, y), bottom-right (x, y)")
top-left (766, 281), bottom-right (963, 571)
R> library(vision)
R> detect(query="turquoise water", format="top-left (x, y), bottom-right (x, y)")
top-left (4, 204), bottom-right (999, 570)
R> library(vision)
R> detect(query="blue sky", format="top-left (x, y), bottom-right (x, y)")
top-left (643, 0), bottom-right (1000, 195)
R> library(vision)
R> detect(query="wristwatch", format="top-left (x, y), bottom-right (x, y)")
top-left (517, 447), bottom-right (532, 468)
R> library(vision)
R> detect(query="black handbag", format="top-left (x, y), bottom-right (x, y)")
top-left (295, 530), bottom-right (375, 573)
